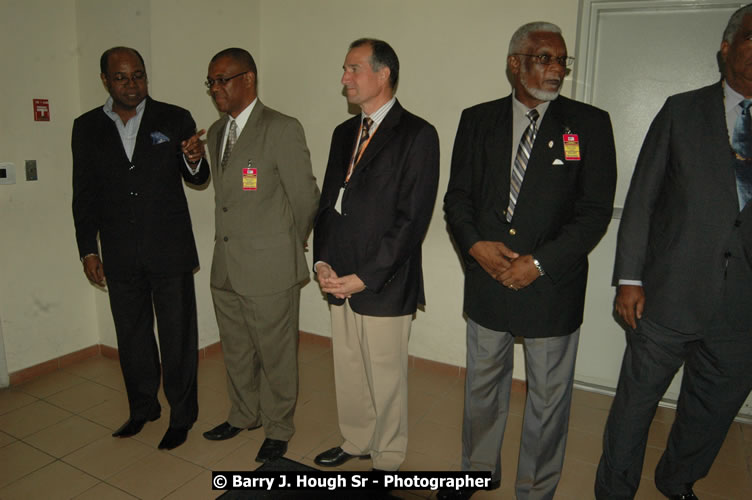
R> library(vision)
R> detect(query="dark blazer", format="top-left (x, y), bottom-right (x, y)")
top-left (207, 100), bottom-right (320, 297)
top-left (72, 97), bottom-right (208, 279)
top-left (314, 99), bottom-right (440, 317)
top-left (615, 81), bottom-right (752, 332)
top-left (445, 94), bottom-right (617, 337)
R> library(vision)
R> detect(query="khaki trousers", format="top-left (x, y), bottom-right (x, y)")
top-left (211, 280), bottom-right (300, 441)
top-left (330, 301), bottom-right (412, 470)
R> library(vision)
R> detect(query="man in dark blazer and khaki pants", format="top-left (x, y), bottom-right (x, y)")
top-left (201, 48), bottom-right (319, 464)
top-left (443, 22), bottom-right (616, 499)
top-left (313, 38), bottom-right (439, 472)
top-left (596, 5), bottom-right (752, 499)
top-left (72, 47), bottom-right (208, 451)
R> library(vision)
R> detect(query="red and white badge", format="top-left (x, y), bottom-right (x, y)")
top-left (563, 134), bottom-right (580, 161)
top-left (242, 167), bottom-right (257, 191)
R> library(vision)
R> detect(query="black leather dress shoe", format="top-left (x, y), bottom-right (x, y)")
top-left (203, 421), bottom-right (258, 441)
top-left (255, 438), bottom-right (288, 463)
top-left (436, 479), bottom-right (501, 500)
top-left (158, 427), bottom-right (188, 450)
top-left (112, 413), bottom-right (160, 438)
top-left (314, 446), bottom-right (370, 467)
top-left (667, 489), bottom-right (698, 500)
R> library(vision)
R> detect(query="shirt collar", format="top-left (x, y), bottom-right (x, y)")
top-left (103, 96), bottom-right (147, 124)
top-left (228, 97), bottom-right (258, 134)
top-left (725, 79), bottom-right (746, 115)
top-left (362, 96), bottom-right (396, 127)
top-left (512, 89), bottom-right (551, 120)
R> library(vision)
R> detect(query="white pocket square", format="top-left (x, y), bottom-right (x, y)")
top-left (552, 159), bottom-right (564, 165)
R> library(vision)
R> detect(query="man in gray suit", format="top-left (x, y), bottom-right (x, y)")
top-left (596, 5), bottom-right (752, 499)
top-left (200, 48), bottom-right (319, 464)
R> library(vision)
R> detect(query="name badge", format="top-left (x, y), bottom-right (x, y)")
top-left (242, 167), bottom-right (257, 191)
top-left (563, 134), bottom-right (580, 161)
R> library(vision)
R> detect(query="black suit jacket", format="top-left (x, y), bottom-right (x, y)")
top-left (314, 100), bottom-right (440, 317)
top-left (72, 97), bottom-right (208, 279)
top-left (445, 95), bottom-right (617, 337)
top-left (615, 81), bottom-right (752, 332)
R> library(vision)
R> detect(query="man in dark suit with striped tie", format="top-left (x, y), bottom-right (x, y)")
top-left (443, 22), bottom-right (617, 499)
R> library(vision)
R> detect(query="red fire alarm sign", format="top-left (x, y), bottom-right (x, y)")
top-left (33, 99), bottom-right (50, 121)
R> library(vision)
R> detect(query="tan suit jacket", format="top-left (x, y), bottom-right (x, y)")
top-left (208, 100), bottom-right (319, 296)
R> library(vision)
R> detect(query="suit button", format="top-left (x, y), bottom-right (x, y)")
top-left (509, 228), bottom-right (517, 235)
top-left (223, 236), bottom-right (229, 242)
top-left (223, 207), bottom-right (228, 212)
top-left (735, 219), bottom-right (742, 227)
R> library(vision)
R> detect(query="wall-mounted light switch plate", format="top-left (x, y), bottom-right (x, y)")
top-left (0, 162), bottom-right (16, 185)
top-left (25, 160), bottom-right (38, 181)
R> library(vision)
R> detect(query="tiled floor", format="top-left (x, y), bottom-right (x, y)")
top-left (2, 334), bottom-right (752, 499)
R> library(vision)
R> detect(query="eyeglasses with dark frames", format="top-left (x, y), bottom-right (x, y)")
top-left (205, 71), bottom-right (249, 88)
top-left (512, 54), bottom-right (575, 67)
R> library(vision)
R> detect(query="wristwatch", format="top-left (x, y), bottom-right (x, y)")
top-left (532, 257), bottom-right (545, 276)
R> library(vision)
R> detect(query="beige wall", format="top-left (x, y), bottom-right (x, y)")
top-left (2, 0), bottom-right (613, 382)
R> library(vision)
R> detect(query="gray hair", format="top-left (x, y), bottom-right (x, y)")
top-left (508, 22), bottom-right (562, 55)
top-left (723, 4), bottom-right (752, 44)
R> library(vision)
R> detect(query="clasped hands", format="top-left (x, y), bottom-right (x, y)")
top-left (469, 241), bottom-right (540, 291)
top-left (181, 129), bottom-right (206, 165)
top-left (316, 263), bottom-right (366, 299)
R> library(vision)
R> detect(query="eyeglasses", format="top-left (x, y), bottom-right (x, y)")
top-left (513, 54), bottom-right (575, 67)
top-left (205, 71), bottom-right (248, 88)
top-left (110, 72), bottom-right (146, 84)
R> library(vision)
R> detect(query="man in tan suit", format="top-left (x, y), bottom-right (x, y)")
top-left (201, 48), bottom-right (319, 463)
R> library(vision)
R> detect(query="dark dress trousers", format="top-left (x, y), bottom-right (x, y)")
top-left (596, 82), bottom-right (752, 498)
top-left (72, 97), bottom-right (207, 428)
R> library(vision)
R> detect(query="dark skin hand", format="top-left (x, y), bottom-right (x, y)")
top-left (614, 284), bottom-right (645, 329)
top-left (181, 129), bottom-right (206, 165)
top-left (469, 240), bottom-right (518, 279)
top-left (82, 255), bottom-right (105, 286)
top-left (497, 254), bottom-right (541, 290)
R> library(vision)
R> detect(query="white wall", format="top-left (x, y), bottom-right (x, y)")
top-left (3, 0), bottom-right (628, 386)
top-left (0, 0), bottom-right (98, 373)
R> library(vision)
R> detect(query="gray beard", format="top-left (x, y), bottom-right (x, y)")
top-left (520, 72), bottom-right (561, 101)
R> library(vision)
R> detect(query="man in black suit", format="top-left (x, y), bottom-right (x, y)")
top-left (596, 5), bottom-right (752, 499)
top-left (312, 38), bottom-right (439, 472)
top-left (443, 22), bottom-right (616, 499)
top-left (72, 46), bottom-right (207, 450)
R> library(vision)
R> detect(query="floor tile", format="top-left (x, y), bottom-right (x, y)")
top-left (79, 397), bottom-right (133, 431)
top-left (24, 415), bottom-right (111, 458)
top-left (73, 481), bottom-right (138, 499)
top-left (107, 450), bottom-right (204, 500)
top-left (63, 435), bottom-right (154, 479)
top-left (45, 380), bottom-right (123, 414)
top-left (0, 388), bottom-right (38, 415)
top-left (0, 440), bottom-right (55, 488)
top-left (0, 399), bottom-right (72, 438)
top-left (0, 430), bottom-right (17, 448)
top-left (0, 460), bottom-right (98, 500)
top-left (17, 370), bottom-right (87, 398)
top-left (165, 418), bottom-right (248, 468)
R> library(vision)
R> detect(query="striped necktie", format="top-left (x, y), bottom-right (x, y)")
top-left (507, 109), bottom-right (539, 222)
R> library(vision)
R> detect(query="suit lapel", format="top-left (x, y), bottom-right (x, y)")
top-left (490, 97), bottom-right (513, 200)
top-left (131, 97), bottom-right (156, 166)
top-left (702, 82), bottom-right (740, 210)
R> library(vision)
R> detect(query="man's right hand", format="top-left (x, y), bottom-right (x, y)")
top-left (82, 255), bottom-right (105, 286)
top-left (615, 284), bottom-right (645, 329)
top-left (469, 241), bottom-right (519, 279)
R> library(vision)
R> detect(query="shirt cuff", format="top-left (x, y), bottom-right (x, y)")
top-left (618, 279), bottom-right (643, 286)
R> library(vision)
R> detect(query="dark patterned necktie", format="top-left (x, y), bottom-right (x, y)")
top-left (355, 117), bottom-right (373, 165)
top-left (732, 100), bottom-right (752, 210)
top-left (507, 109), bottom-right (539, 222)
top-left (221, 119), bottom-right (237, 170)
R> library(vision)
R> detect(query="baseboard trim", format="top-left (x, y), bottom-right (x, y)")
top-left (8, 331), bottom-right (527, 394)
